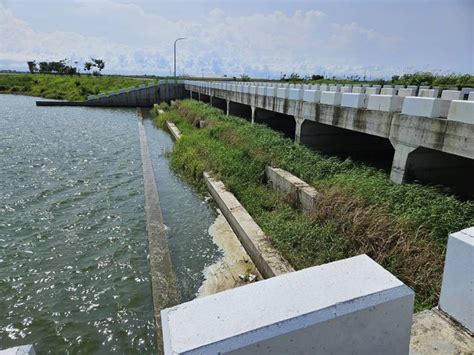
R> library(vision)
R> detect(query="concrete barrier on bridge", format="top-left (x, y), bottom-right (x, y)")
top-left (320, 84), bottom-right (329, 91)
top-left (418, 89), bottom-right (439, 98)
top-left (439, 227), bottom-right (474, 332)
top-left (441, 90), bottom-right (463, 100)
top-left (161, 254), bottom-right (414, 355)
top-left (398, 88), bottom-right (417, 97)
top-left (352, 86), bottom-right (365, 93)
top-left (367, 94), bottom-right (403, 112)
top-left (320, 91), bottom-right (342, 106)
top-left (366, 87), bottom-right (381, 95)
top-left (289, 88), bottom-right (303, 100)
top-left (381, 87), bottom-right (397, 95)
top-left (257, 86), bottom-right (266, 96)
top-left (303, 90), bottom-right (321, 103)
top-left (401, 97), bottom-right (451, 118)
top-left (469, 92), bottom-right (474, 101)
top-left (447, 100), bottom-right (474, 124)
top-left (340, 86), bottom-right (352, 93)
top-left (277, 87), bottom-right (289, 99)
top-left (341, 93), bottom-right (369, 109)
top-left (329, 85), bottom-right (340, 92)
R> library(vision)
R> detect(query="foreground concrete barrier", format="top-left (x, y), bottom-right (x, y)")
top-left (439, 227), bottom-right (474, 332)
top-left (447, 100), bottom-right (474, 124)
top-left (320, 91), bottom-right (342, 106)
top-left (265, 166), bottom-right (320, 212)
top-left (303, 89), bottom-right (321, 103)
top-left (204, 172), bottom-right (293, 278)
top-left (401, 97), bottom-right (451, 118)
top-left (0, 345), bottom-right (36, 355)
top-left (161, 254), bottom-right (414, 354)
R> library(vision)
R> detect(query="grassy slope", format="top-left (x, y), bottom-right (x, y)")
top-left (152, 100), bottom-right (473, 311)
top-left (0, 73), bottom-right (154, 101)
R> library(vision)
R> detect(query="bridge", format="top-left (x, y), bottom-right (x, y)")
top-left (36, 79), bottom-right (474, 197)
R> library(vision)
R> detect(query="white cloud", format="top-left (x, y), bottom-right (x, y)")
top-left (0, 0), bottom-right (439, 78)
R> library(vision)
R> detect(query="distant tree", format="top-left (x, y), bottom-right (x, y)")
top-left (311, 74), bottom-right (324, 80)
top-left (240, 74), bottom-right (250, 81)
top-left (27, 61), bottom-right (38, 74)
top-left (84, 58), bottom-right (105, 75)
top-left (391, 75), bottom-right (400, 83)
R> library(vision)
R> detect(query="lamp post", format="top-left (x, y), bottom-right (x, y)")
top-left (174, 37), bottom-right (186, 79)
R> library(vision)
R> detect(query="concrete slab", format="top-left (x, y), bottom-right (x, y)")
top-left (161, 255), bottom-right (414, 355)
top-left (0, 345), bottom-right (35, 355)
top-left (367, 94), bottom-right (404, 112)
top-left (440, 90), bottom-right (463, 100)
top-left (320, 91), bottom-right (342, 106)
top-left (319, 84), bottom-right (329, 91)
top-left (469, 92), bottom-right (474, 101)
top-left (410, 309), bottom-right (473, 355)
top-left (266, 87), bottom-right (277, 97)
top-left (352, 86), bottom-right (365, 93)
top-left (340, 86), bottom-right (352, 93)
top-left (257, 86), bottom-right (266, 96)
top-left (418, 89), bottom-right (439, 98)
top-left (341, 93), bottom-right (368, 109)
top-left (277, 87), bottom-right (289, 99)
top-left (439, 227), bottom-right (474, 332)
top-left (398, 88), bottom-right (417, 97)
top-left (366, 87), bottom-right (381, 95)
top-left (303, 89), bottom-right (321, 103)
top-left (381, 88), bottom-right (397, 95)
top-left (288, 88), bottom-right (303, 100)
top-left (401, 97), bottom-right (451, 118)
top-left (249, 86), bottom-right (257, 95)
top-left (329, 85), bottom-right (340, 92)
top-left (447, 100), bottom-right (474, 124)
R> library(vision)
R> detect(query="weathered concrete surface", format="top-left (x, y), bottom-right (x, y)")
top-left (0, 345), bottom-right (35, 355)
top-left (36, 82), bottom-right (185, 107)
top-left (265, 166), bottom-right (320, 213)
top-left (410, 309), bottom-right (474, 355)
top-left (165, 121), bottom-right (182, 140)
top-left (439, 227), bottom-right (474, 332)
top-left (137, 110), bottom-right (178, 353)
top-left (204, 172), bottom-right (294, 279)
top-left (161, 255), bottom-right (414, 355)
top-left (197, 211), bottom-right (261, 297)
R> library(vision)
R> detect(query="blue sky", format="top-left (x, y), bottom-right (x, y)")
top-left (0, 0), bottom-right (472, 78)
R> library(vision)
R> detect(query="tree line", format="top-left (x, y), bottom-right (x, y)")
top-left (27, 58), bottom-right (105, 76)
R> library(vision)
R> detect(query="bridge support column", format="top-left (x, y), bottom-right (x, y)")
top-left (251, 106), bottom-right (256, 124)
top-left (198, 92), bottom-right (201, 101)
top-left (190, 90), bottom-right (193, 99)
top-left (389, 143), bottom-right (416, 184)
top-left (210, 96), bottom-right (213, 106)
top-left (226, 100), bottom-right (230, 116)
top-left (294, 117), bottom-right (304, 144)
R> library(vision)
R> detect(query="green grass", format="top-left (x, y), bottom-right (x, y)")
top-left (0, 73), bottom-right (157, 101)
top-left (153, 100), bottom-right (474, 311)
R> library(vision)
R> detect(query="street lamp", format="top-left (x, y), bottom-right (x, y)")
top-left (174, 37), bottom-right (186, 79)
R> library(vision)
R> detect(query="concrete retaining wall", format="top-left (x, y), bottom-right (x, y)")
top-left (265, 166), bottom-right (320, 213)
top-left (204, 172), bottom-right (294, 279)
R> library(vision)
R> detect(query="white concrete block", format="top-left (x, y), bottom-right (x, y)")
top-left (236, 85), bottom-right (243, 93)
top-left (366, 87), bottom-right (381, 95)
top-left (352, 86), bottom-right (365, 94)
top-left (447, 100), bottom-right (474, 123)
top-left (289, 83), bottom-right (296, 88)
top-left (439, 227), bottom-right (474, 332)
top-left (383, 85), bottom-right (393, 88)
top-left (303, 84), bottom-right (311, 90)
top-left (329, 85), bottom-right (340, 92)
top-left (367, 95), bottom-right (404, 112)
top-left (162, 255), bottom-right (414, 355)
top-left (469, 92), bottom-right (474, 101)
top-left (418, 88), bottom-right (439, 98)
top-left (381, 88), bottom-right (397, 95)
top-left (407, 85), bottom-right (418, 89)
top-left (257, 86), bottom-right (266, 96)
top-left (440, 90), bottom-right (463, 100)
top-left (341, 93), bottom-right (368, 109)
top-left (242, 85), bottom-right (249, 94)
top-left (249, 86), bottom-right (257, 95)
top-left (319, 84), bottom-right (329, 91)
top-left (320, 91), bottom-right (342, 106)
top-left (397, 88), bottom-right (417, 97)
top-left (288, 88), bottom-right (303, 100)
top-left (419, 85), bottom-right (430, 90)
top-left (0, 345), bottom-right (36, 355)
top-left (340, 86), bottom-right (352, 93)
top-left (303, 90), bottom-right (321, 103)
top-left (277, 87), bottom-right (289, 99)
top-left (343, 84), bottom-right (353, 89)
top-left (266, 87), bottom-right (277, 97)
top-left (311, 84), bottom-right (321, 90)
top-left (401, 97), bottom-right (450, 118)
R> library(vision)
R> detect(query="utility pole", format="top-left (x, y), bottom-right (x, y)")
top-left (174, 37), bottom-right (186, 79)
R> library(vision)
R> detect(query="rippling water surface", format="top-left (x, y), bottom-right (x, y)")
top-left (0, 95), bottom-right (154, 353)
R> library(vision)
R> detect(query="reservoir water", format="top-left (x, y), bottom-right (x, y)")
top-left (0, 95), bottom-right (220, 353)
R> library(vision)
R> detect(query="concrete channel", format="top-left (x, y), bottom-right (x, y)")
top-left (137, 109), bottom-right (178, 353)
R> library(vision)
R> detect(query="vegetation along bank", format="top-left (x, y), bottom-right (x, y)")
top-left (152, 100), bottom-right (474, 311)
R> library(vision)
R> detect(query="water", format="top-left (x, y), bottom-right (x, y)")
top-left (0, 95), bottom-right (220, 353)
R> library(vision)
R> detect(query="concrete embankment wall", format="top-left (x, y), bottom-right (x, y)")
top-left (36, 81), bottom-right (186, 107)
top-left (137, 110), bottom-right (178, 352)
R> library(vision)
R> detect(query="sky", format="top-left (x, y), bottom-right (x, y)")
top-left (0, 0), bottom-right (473, 78)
